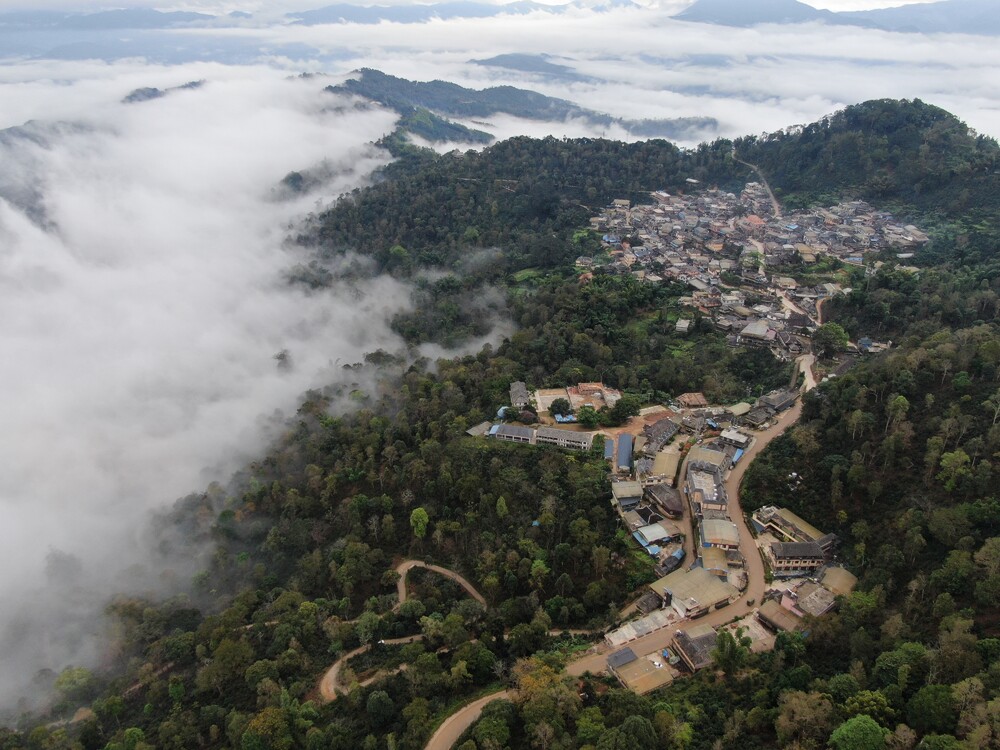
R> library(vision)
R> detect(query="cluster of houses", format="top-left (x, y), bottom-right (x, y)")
top-left (579, 185), bottom-right (918, 359)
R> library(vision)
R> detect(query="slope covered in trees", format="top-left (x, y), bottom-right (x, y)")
top-left (4, 99), bottom-right (1000, 750)
top-left (735, 99), bottom-right (1000, 263)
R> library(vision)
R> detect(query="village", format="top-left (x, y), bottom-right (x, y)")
top-left (464, 369), bottom-right (858, 695)
top-left (576, 183), bottom-right (920, 359)
top-left (453, 185), bottom-right (924, 695)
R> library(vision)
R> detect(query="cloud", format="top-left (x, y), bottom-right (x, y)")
top-left (0, 62), bottom-right (416, 708)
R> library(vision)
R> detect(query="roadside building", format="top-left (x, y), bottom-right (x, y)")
top-left (701, 546), bottom-right (729, 579)
top-left (719, 429), bottom-right (751, 450)
top-left (752, 506), bottom-right (837, 556)
top-left (648, 567), bottom-right (738, 618)
top-left (700, 518), bottom-right (740, 550)
top-left (757, 600), bottom-right (801, 633)
top-left (759, 389), bottom-right (798, 412)
top-left (673, 623), bottom-right (717, 672)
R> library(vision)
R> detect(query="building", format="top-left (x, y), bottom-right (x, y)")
top-left (643, 418), bottom-right (680, 454)
top-left (673, 623), bottom-right (717, 672)
top-left (677, 392), bottom-right (709, 409)
top-left (608, 647), bottom-right (674, 694)
top-left (738, 319), bottom-right (776, 347)
top-left (768, 541), bottom-right (825, 576)
top-left (492, 424), bottom-right (535, 445)
top-left (760, 389), bottom-right (798, 412)
top-left (700, 518), bottom-right (740, 549)
top-left (687, 447), bottom-right (730, 472)
top-left (701, 546), bottom-right (729, 579)
top-left (676, 319), bottom-right (692, 334)
top-left (757, 600), bottom-right (801, 633)
top-left (636, 523), bottom-right (675, 546)
top-left (617, 435), bottom-right (634, 472)
top-left (612, 481), bottom-right (644, 511)
top-left (752, 506), bottom-right (837, 556)
top-left (719, 429), bottom-right (751, 450)
top-left (645, 484), bottom-right (684, 517)
top-left (510, 381), bottom-right (531, 409)
top-left (535, 426), bottom-right (593, 451)
top-left (465, 421), bottom-right (493, 437)
top-left (648, 567), bottom-right (738, 618)
top-left (821, 567), bottom-right (858, 596)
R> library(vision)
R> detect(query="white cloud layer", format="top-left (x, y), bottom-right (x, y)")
top-left (0, 63), bottom-right (409, 706)
top-left (1, 0), bottom-right (998, 712)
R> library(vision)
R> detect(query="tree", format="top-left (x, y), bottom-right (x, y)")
top-left (410, 507), bottom-right (430, 539)
top-left (577, 405), bottom-right (600, 429)
top-left (549, 398), bottom-right (572, 417)
top-left (813, 322), bottom-right (850, 358)
top-left (829, 715), bottom-right (888, 750)
top-left (712, 627), bottom-right (752, 675)
top-left (906, 685), bottom-right (957, 735)
top-left (495, 496), bottom-right (509, 519)
top-left (366, 691), bottom-right (395, 727)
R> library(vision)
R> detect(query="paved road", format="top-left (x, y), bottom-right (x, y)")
top-left (568, 355), bottom-right (816, 677)
top-left (419, 357), bottom-right (821, 747)
top-left (424, 690), bottom-right (511, 750)
top-left (397, 560), bottom-right (487, 607)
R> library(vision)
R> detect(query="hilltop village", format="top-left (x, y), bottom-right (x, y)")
top-left (577, 183), bottom-right (923, 359)
top-left (459, 184), bottom-right (901, 694)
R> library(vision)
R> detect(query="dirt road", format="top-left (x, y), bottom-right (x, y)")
top-left (423, 691), bottom-right (511, 750)
top-left (733, 152), bottom-right (782, 218)
top-left (396, 560), bottom-right (487, 607)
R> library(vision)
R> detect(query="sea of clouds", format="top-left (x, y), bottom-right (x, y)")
top-left (1, 0), bottom-right (1000, 710)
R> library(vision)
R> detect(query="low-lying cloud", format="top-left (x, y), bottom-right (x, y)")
top-left (0, 63), bottom-right (412, 709)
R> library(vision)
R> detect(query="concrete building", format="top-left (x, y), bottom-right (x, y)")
top-left (700, 518), bottom-right (740, 549)
top-left (492, 424), bottom-right (535, 445)
top-left (673, 623), bottom-right (717, 672)
top-left (752, 506), bottom-right (837, 556)
top-left (535, 426), bottom-right (593, 451)
top-left (648, 567), bottom-right (738, 618)
top-left (768, 541), bottom-right (825, 576)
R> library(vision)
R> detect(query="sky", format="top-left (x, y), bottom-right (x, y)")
top-left (0, 0), bottom-right (997, 715)
top-left (0, 0), bottom-right (948, 14)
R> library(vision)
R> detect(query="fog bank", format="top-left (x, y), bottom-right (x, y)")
top-left (0, 64), bottom-right (408, 708)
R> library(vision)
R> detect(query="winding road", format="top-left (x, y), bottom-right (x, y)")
top-left (423, 354), bottom-right (818, 750)
top-left (317, 559), bottom-right (486, 702)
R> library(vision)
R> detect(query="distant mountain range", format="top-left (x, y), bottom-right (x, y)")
top-left (0, 0), bottom-right (996, 34)
top-left (327, 68), bottom-right (718, 144)
top-left (0, 8), bottom-right (215, 30)
top-left (674, 0), bottom-right (1000, 35)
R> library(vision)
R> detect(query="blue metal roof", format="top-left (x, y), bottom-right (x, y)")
top-left (632, 531), bottom-right (650, 548)
top-left (616, 435), bottom-right (633, 469)
top-left (604, 438), bottom-right (615, 459)
top-left (732, 448), bottom-right (745, 464)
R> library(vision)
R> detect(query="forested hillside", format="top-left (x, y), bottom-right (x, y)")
top-left (735, 99), bottom-right (1000, 263)
top-left (4, 99), bottom-right (1000, 750)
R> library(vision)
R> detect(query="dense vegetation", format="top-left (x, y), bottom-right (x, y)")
top-left (327, 69), bottom-right (717, 142)
top-left (736, 99), bottom-right (1000, 264)
top-left (3, 98), bottom-right (1000, 750)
